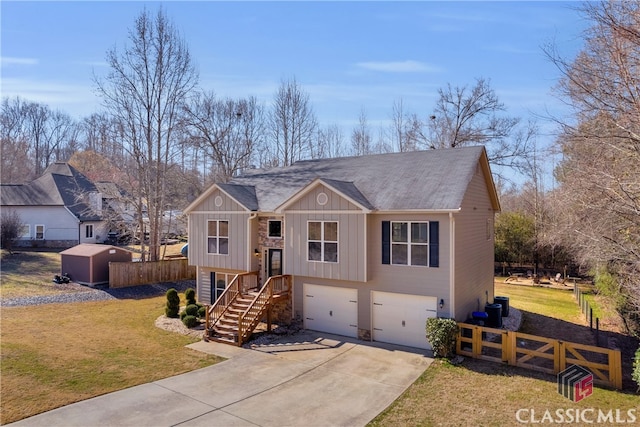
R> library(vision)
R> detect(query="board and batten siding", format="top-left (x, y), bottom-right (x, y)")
top-left (283, 184), bottom-right (367, 282)
top-left (187, 188), bottom-right (252, 272)
top-left (286, 183), bottom-right (363, 211)
top-left (453, 164), bottom-right (496, 321)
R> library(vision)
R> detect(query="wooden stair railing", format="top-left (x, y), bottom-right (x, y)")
top-left (205, 271), bottom-right (258, 340)
top-left (237, 275), bottom-right (292, 346)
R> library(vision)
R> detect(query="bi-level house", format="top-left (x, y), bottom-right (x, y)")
top-left (184, 146), bottom-right (500, 349)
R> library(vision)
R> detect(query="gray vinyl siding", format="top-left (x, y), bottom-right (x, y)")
top-left (187, 188), bottom-right (251, 271)
top-left (367, 213), bottom-right (451, 311)
top-left (284, 185), bottom-right (366, 282)
top-left (196, 266), bottom-right (246, 305)
top-left (453, 165), bottom-right (496, 321)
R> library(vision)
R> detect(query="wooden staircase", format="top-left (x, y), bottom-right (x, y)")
top-left (205, 272), bottom-right (291, 346)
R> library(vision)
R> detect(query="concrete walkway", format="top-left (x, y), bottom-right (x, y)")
top-left (8, 331), bottom-right (433, 427)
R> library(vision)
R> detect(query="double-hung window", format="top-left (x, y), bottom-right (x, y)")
top-left (35, 224), bottom-right (45, 240)
top-left (308, 221), bottom-right (338, 263)
top-left (207, 220), bottom-right (229, 255)
top-left (86, 224), bottom-right (94, 238)
top-left (382, 221), bottom-right (439, 267)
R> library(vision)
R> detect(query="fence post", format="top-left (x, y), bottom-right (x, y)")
top-left (555, 341), bottom-right (564, 373)
top-left (473, 326), bottom-right (482, 358)
top-left (589, 307), bottom-right (593, 330)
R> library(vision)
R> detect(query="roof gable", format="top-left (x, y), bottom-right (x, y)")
top-left (183, 183), bottom-right (257, 213)
top-left (275, 178), bottom-right (374, 213)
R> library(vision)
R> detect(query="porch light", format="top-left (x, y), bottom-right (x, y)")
top-left (254, 248), bottom-right (261, 258)
top-left (439, 299), bottom-right (445, 309)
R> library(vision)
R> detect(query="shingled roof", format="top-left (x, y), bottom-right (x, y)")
top-left (0, 162), bottom-right (103, 221)
top-left (188, 146), bottom-right (499, 213)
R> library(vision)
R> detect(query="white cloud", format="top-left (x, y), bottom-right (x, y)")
top-left (356, 60), bottom-right (442, 73)
top-left (1, 57), bottom-right (39, 66)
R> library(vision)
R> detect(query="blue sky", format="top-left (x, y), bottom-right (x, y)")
top-left (1, 1), bottom-right (587, 178)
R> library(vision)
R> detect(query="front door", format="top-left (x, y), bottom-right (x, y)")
top-left (267, 249), bottom-right (282, 277)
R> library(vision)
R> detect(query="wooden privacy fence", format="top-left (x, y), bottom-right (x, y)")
top-left (109, 259), bottom-right (196, 288)
top-left (456, 323), bottom-right (622, 389)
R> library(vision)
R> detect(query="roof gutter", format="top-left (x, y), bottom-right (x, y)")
top-left (370, 208), bottom-right (461, 214)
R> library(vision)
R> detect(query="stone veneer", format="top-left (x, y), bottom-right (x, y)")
top-left (257, 216), bottom-right (284, 283)
top-left (358, 328), bottom-right (371, 341)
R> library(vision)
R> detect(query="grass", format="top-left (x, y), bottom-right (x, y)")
top-left (2, 251), bottom-right (637, 425)
top-left (0, 247), bottom-right (221, 425)
top-left (369, 359), bottom-right (638, 427)
top-left (0, 251), bottom-right (64, 299)
top-left (369, 281), bottom-right (639, 427)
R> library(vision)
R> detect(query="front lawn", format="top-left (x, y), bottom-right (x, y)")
top-left (0, 295), bottom-right (222, 424)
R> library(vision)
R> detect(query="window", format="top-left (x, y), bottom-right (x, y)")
top-left (210, 272), bottom-right (233, 303)
top-left (35, 224), bottom-right (45, 240)
top-left (308, 221), bottom-right (338, 263)
top-left (268, 220), bottom-right (282, 238)
top-left (20, 225), bottom-right (30, 238)
top-left (85, 224), bottom-right (94, 238)
top-left (207, 220), bottom-right (229, 255)
top-left (382, 221), bottom-right (439, 267)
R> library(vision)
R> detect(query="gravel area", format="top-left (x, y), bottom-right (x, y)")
top-left (0, 280), bottom-right (195, 307)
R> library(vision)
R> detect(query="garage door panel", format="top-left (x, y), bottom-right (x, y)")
top-left (372, 291), bottom-right (437, 350)
top-left (303, 284), bottom-right (357, 338)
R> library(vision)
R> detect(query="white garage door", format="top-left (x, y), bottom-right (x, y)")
top-left (372, 291), bottom-right (437, 350)
top-left (303, 284), bottom-right (358, 338)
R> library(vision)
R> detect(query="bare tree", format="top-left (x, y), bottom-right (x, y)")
top-left (350, 107), bottom-right (373, 156)
top-left (427, 78), bottom-right (532, 175)
top-left (95, 7), bottom-right (198, 261)
top-left (183, 91), bottom-right (264, 182)
top-left (545, 1), bottom-right (640, 335)
top-left (1, 97), bottom-right (32, 183)
top-left (267, 77), bottom-right (318, 167)
top-left (0, 210), bottom-right (24, 254)
top-left (313, 124), bottom-right (345, 159)
top-left (1, 96), bottom-right (78, 181)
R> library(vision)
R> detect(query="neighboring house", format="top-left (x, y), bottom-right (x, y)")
top-left (184, 146), bottom-right (500, 349)
top-left (0, 163), bottom-right (126, 248)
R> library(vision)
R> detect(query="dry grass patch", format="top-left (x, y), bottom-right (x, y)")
top-left (0, 296), bottom-right (222, 424)
top-left (370, 281), bottom-right (639, 426)
top-left (0, 250), bottom-right (72, 299)
top-left (370, 359), bottom-right (638, 427)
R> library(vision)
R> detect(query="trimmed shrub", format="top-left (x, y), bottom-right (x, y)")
top-left (425, 317), bottom-right (459, 358)
top-left (182, 315), bottom-right (198, 328)
top-left (198, 305), bottom-right (206, 318)
top-left (633, 346), bottom-right (640, 392)
top-left (165, 288), bottom-right (180, 318)
top-left (185, 288), bottom-right (196, 306)
top-left (185, 304), bottom-right (199, 317)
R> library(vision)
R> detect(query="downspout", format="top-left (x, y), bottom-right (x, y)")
top-left (449, 212), bottom-right (455, 319)
top-left (247, 212), bottom-right (258, 271)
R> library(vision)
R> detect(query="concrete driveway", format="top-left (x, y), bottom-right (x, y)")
top-left (8, 331), bottom-right (433, 427)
